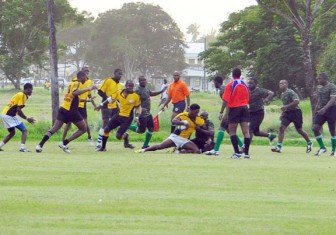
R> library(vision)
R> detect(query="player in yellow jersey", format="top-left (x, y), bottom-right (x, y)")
top-left (62, 67), bottom-right (97, 145)
top-left (135, 103), bottom-right (206, 154)
top-left (0, 83), bottom-right (35, 152)
top-left (95, 68), bottom-right (124, 149)
top-left (35, 71), bottom-right (97, 153)
top-left (96, 80), bottom-right (141, 151)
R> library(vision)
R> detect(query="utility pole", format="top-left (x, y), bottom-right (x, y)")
top-left (47, 0), bottom-right (59, 124)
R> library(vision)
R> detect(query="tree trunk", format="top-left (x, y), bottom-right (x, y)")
top-left (301, 28), bottom-right (317, 121)
top-left (47, 0), bottom-right (59, 124)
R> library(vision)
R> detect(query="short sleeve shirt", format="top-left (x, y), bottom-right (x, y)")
top-left (2, 92), bottom-right (28, 116)
top-left (316, 83), bottom-right (336, 111)
top-left (223, 79), bottom-right (249, 108)
top-left (60, 81), bottom-right (81, 111)
top-left (116, 90), bottom-right (141, 117)
top-left (78, 79), bottom-right (93, 108)
top-left (281, 89), bottom-right (300, 110)
top-left (175, 112), bottom-right (205, 139)
top-left (249, 87), bottom-right (271, 112)
top-left (99, 78), bottom-right (123, 109)
top-left (167, 80), bottom-right (190, 104)
top-left (136, 86), bottom-right (152, 115)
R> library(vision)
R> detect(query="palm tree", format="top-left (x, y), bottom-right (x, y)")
top-left (186, 23), bottom-right (200, 42)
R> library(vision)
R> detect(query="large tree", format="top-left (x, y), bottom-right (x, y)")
top-left (256, 0), bottom-right (336, 112)
top-left (86, 2), bottom-right (186, 79)
top-left (0, 0), bottom-right (79, 89)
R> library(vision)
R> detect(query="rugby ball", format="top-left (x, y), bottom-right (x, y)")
top-left (177, 120), bottom-right (188, 130)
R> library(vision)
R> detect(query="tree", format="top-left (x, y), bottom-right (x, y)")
top-left (319, 36), bottom-right (336, 81)
top-left (86, 2), bottom-right (186, 79)
top-left (57, 12), bottom-right (94, 71)
top-left (187, 23), bottom-right (200, 42)
top-left (0, 0), bottom-right (80, 89)
top-left (256, 0), bottom-right (336, 112)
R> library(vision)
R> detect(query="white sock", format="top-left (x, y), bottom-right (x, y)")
top-left (0, 141), bottom-right (4, 148)
top-left (21, 143), bottom-right (25, 149)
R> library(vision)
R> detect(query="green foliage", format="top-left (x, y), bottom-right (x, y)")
top-left (86, 2), bottom-right (186, 79)
top-left (319, 36), bottom-right (336, 81)
top-left (0, 0), bottom-right (81, 89)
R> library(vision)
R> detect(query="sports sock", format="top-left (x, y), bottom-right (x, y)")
top-left (230, 135), bottom-right (240, 153)
top-left (101, 136), bottom-right (108, 149)
top-left (316, 135), bottom-right (326, 149)
top-left (20, 143), bottom-right (25, 149)
top-left (143, 131), bottom-right (153, 148)
top-left (214, 130), bottom-right (224, 151)
top-left (277, 142), bottom-right (282, 148)
top-left (244, 138), bottom-right (251, 155)
top-left (331, 136), bottom-right (336, 152)
top-left (0, 141), bottom-right (4, 148)
top-left (237, 136), bottom-right (244, 147)
top-left (129, 124), bottom-right (138, 132)
top-left (96, 128), bottom-right (104, 147)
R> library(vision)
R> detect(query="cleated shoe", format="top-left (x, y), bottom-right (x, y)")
top-left (142, 145), bottom-right (149, 149)
top-left (88, 138), bottom-right (95, 146)
top-left (96, 148), bottom-right (106, 152)
top-left (306, 142), bottom-right (313, 153)
top-left (19, 148), bottom-right (30, 152)
top-left (35, 145), bottom-right (42, 153)
top-left (330, 151), bottom-right (335, 157)
top-left (230, 153), bottom-right (242, 159)
top-left (123, 133), bottom-right (135, 149)
top-left (271, 146), bottom-right (282, 153)
top-left (134, 149), bottom-right (145, 153)
top-left (315, 148), bottom-right (327, 156)
top-left (244, 154), bottom-right (251, 159)
top-left (58, 143), bottom-right (71, 153)
top-left (204, 149), bottom-right (219, 156)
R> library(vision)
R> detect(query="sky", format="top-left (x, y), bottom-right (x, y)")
top-left (69, 0), bottom-right (257, 38)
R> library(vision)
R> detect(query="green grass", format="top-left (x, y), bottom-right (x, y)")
top-left (1, 143), bottom-right (336, 234)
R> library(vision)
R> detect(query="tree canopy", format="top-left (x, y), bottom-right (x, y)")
top-left (0, 0), bottom-right (81, 89)
top-left (85, 2), bottom-right (186, 79)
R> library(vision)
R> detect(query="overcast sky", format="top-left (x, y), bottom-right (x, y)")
top-left (69, 0), bottom-right (257, 38)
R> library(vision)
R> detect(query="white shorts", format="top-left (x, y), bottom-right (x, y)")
top-left (1, 114), bottom-right (22, 129)
top-left (168, 133), bottom-right (190, 149)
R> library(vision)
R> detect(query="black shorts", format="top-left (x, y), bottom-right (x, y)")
top-left (313, 106), bottom-right (336, 130)
top-left (102, 107), bottom-right (119, 120)
top-left (249, 110), bottom-right (264, 134)
top-left (78, 107), bottom-right (87, 119)
top-left (191, 138), bottom-right (214, 152)
top-left (228, 106), bottom-right (249, 124)
top-left (281, 109), bottom-right (303, 129)
top-left (137, 114), bottom-right (154, 133)
top-left (105, 115), bottom-right (133, 137)
top-left (57, 107), bottom-right (83, 124)
top-left (173, 101), bottom-right (186, 114)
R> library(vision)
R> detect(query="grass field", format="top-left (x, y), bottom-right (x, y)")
top-left (1, 142), bottom-right (336, 234)
top-left (1, 86), bottom-right (336, 234)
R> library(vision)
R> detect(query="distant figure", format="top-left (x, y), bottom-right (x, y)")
top-left (158, 78), bottom-right (169, 108)
top-left (96, 80), bottom-right (141, 151)
top-left (222, 68), bottom-right (251, 159)
top-left (44, 80), bottom-right (51, 91)
top-left (135, 104), bottom-right (206, 154)
top-left (95, 68), bottom-right (124, 149)
top-left (129, 76), bottom-right (167, 149)
top-left (161, 71), bottom-right (190, 133)
top-left (247, 77), bottom-right (276, 142)
top-left (271, 80), bottom-right (312, 154)
top-left (35, 71), bottom-right (97, 153)
top-left (62, 67), bottom-right (97, 146)
top-left (0, 83), bottom-right (35, 152)
top-left (312, 72), bottom-right (336, 156)
top-left (190, 111), bottom-right (215, 153)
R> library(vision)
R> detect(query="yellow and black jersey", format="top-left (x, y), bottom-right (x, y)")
top-left (60, 81), bottom-right (81, 111)
top-left (78, 79), bottom-right (93, 108)
top-left (115, 90), bottom-right (140, 117)
top-left (99, 78), bottom-right (123, 109)
top-left (175, 112), bottom-right (205, 139)
top-left (2, 92), bottom-right (28, 116)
